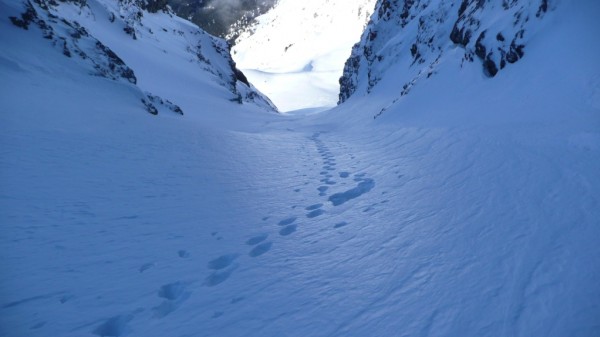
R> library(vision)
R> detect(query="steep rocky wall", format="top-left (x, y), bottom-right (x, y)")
top-left (6, 0), bottom-right (276, 112)
top-left (339, 0), bottom-right (555, 103)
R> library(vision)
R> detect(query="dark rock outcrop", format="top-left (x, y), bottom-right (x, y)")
top-left (339, 0), bottom-right (554, 104)
top-left (166, 0), bottom-right (277, 39)
top-left (10, 0), bottom-right (138, 84)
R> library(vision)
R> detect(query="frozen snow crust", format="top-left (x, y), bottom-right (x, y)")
top-left (1, 0), bottom-right (600, 337)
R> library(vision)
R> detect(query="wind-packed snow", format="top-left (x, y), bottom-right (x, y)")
top-left (231, 0), bottom-right (377, 112)
top-left (1, 0), bottom-right (600, 337)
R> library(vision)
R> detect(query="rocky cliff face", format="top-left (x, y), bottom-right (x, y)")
top-left (9, 0), bottom-right (138, 84)
top-left (166, 0), bottom-right (277, 39)
top-left (339, 0), bottom-right (555, 104)
top-left (6, 0), bottom-right (276, 113)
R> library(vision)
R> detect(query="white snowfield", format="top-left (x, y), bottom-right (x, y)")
top-left (231, 0), bottom-right (377, 112)
top-left (1, 1), bottom-right (600, 337)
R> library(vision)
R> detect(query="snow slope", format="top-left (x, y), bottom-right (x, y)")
top-left (4, 0), bottom-right (275, 115)
top-left (231, 0), bottom-right (377, 111)
top-left (2, 0), bottom-right (600, 337)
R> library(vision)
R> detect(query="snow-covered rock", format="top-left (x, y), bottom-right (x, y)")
top-left (9, 0), bottom-right (137, 84)
top-left (4, 0), bottom-right (276, 114)
top-left (339, 0), bottom-right (555, 104)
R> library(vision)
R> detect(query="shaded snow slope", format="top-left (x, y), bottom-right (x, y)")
top-left (231, 0), bottom-right (377, 112)
top-left (1, 0), bottom-right (600, 337)
top-left (3, 0), bottom-right (276, 114)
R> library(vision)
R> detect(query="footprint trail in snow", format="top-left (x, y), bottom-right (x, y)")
top-left (196, 131), bottom-right (378, 319)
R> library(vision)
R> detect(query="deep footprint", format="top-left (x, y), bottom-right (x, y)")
top-left (246, 234), bottom-right (268, 245)
top-left (178, 250), bottom-right (190, 258)
top-left (205, 269), bottom-right (233, 287)
top-left (305, 203), bottom-right (323, 211)
top-left (249, 242), bottom-right (272, 257)
top-left (334, 222), bottom-right (349, 228)
top-left (207, 254), bottom-right (238, 270)
top-left (93, 315), bottom-right (133, 337)
top-left (279, 224), bottom-right (297, 236)
top-left (139, 263), bottom-right (154, 273)
top-left (307, 209), bottom-right (325, 218)
top-left (231, 297), bottom-right (244, 304)
top-left (329, 179), bottom-right (375, 206)
top-left (158, 282), bottom-right (187, 301)
top-left (278, 217), bottom-right (297, 226)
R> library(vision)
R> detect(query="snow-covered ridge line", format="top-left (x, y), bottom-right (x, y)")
top-left (6, 0), bottom-right (170, 115)
top-left (6, 0), bottom-right (276, 114)
top-left (339, 0), bottom-right (555, 104)
top-left (9, 0), bottom-right (137, 84)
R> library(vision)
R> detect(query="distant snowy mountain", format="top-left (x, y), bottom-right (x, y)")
top-left (230, 0), bottom-right (378, 111)
top-left (2, 0), bottom-right (275, 115)
top-left (339, 0), bottom-right (556, 105)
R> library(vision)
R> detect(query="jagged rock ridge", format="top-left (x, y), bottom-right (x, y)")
top-left (339, 0), bottom-right (554, 104)
top-left (166, 0), bottom-right (277, 39)
top-left (10, 0), bottom-right (137, 84)
top-left (7, 0), bottom-right (276, 114)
